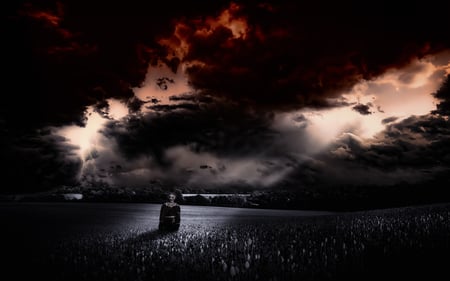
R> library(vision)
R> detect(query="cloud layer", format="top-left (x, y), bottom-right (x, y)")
top-left (158, 1), bottom-right (450, 110)
top-left (2, 0), bottom-right (450, 193)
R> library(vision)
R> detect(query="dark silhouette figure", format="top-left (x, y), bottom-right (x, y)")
top-left (159, 193), bottom-right (180, 231)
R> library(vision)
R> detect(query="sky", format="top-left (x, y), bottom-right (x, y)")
top-left (2, 0), bottom-right (450, 194)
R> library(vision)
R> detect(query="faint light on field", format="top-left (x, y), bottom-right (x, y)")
top-left (63, 193), bottom-right (83, 200)
top-left (182, 194), bottom-right (251, 198)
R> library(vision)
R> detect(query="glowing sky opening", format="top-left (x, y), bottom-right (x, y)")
top-left (57, 98), bottom-right (128, 163)
top-left (280, 52), bottom-right (450, 152)
top-left (108, 99), bottom-right (129, 120)
top-left (58, 107), bottom-right (106, 161)
top-left (133, 62), bottom-right (192, 110)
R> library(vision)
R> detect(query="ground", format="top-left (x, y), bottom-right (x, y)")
top-left (1, 202), bottom-right (449, 280)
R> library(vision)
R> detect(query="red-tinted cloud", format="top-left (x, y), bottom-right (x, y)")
top-left (156, 1), bottom-right (450, 110)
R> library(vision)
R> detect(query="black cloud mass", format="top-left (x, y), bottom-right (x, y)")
top-left (1, 0), bottom-right (450, 204)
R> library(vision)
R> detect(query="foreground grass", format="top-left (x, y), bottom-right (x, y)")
top-left (24, 204), bottom-right (450, 280)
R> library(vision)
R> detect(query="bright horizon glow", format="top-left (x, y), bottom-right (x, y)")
top-left (57, 107), bottom-right (106, 161)
top-left (58, 97), bottom-right (128, 161)
top-left (282, 52), bottom-right (450, 152)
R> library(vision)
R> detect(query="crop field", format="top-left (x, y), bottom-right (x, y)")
top-left (2, 203), bottom-right (449, 281)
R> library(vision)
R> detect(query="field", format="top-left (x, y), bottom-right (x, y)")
top-left (2, 202), bottom-right (449, 281)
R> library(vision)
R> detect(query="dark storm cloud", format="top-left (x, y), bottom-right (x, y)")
top-left (352, 103), bottom-right (374, 115)
top-left (169, 93), bottom-right (215, 104)
top-left (382, 117), bottom-right (399, 124)
top-left (164, 0), bottom-right (450, 110)
top-left (330, 114), bottom-right (450, 171)
top-left (292, 114), bottom-right (308, 123)
top-left (89, 97), bottom-right (306, 188)
top-left (433, 75), bottom-right (450, 115)
top-left (146, 103), bottom-right (202, 112)
top-left (0, 129), bottom-right (82, 192)
top-left (126, 97), bottom-right (146, 113)
top-left (276, 114), bottom-right (450, 190)
top-left (102, 100), bottom-right (277, 166)
top-left (2, 0), bottom-right (232, 131)
top-left (4, 0), bottom-right (449, 131)
top-left (377, 106), bottom-right (385, 113)
top-left (3, 1), bottom-right (131, 130)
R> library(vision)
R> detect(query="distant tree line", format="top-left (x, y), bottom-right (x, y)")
top-left (1, 176), bottom-right (450, 211)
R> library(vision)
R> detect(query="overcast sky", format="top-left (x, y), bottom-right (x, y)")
top-left (2, 0), bottom-right (450, 192)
